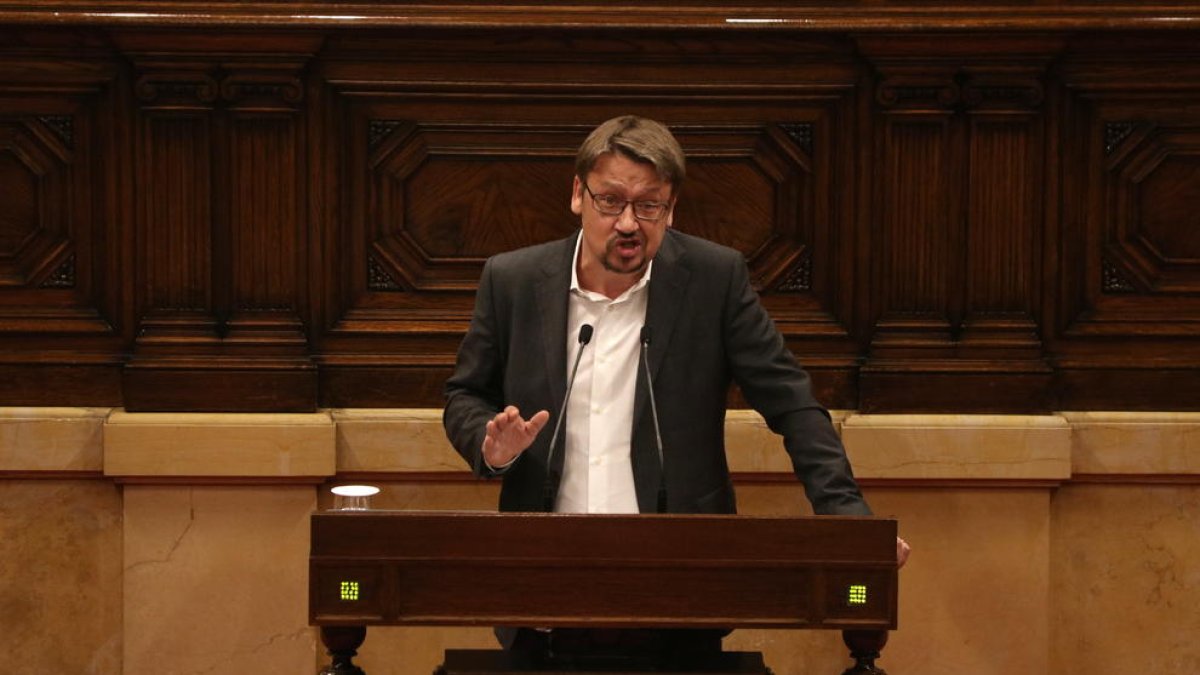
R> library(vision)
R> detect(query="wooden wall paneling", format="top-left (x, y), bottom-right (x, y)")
top-left (1, 17), bottom-right (1198, 413)
top-left (857, 36), bottom-right (1059, 412)
top-left (859, 59), bottom-right (965, 411)
top-left (0, 30), bottom-right (126, 405)
top-left (1054, 35), bottom-right (1200, 410)
top-left (762, 85), bottom-right (864, 409)
top-left (955, 69), bottom-right (1053, 405)
top-left (119, 33), bottom-right (322, 412)
top-left (312, 31), bottom-right (865, 408)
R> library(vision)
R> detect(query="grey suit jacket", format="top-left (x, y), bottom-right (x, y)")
top-left (443, 229), bottom-right (870, 516)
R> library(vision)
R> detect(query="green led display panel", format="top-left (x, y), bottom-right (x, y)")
top-left (847, 584), bottom-right (868, 606)
top-left (340, 581), bottom-right (360, 601)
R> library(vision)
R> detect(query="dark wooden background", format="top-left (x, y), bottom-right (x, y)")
top-left (1, 2), bottom-right (1199, 413)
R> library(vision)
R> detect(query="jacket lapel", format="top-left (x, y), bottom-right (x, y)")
top-left (631, 231), bottom-right (690, 509)
top-left (535, 233), bottom-right (577, 419)
top-left (643, 231), bottom-right (689, 383)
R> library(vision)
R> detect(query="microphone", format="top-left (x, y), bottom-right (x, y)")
top-left (542, 323), bottom-right (594, 512)
top-left (640, 326), bottom-right (668, 513)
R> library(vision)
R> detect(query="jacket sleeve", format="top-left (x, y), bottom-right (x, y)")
top-left (443, 258), bottom-right (507, 478)
top-left (721, 253), bottom-right (872, 516)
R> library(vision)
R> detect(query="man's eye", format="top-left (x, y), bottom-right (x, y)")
top-left (598, 195), bottom-right (622, 207)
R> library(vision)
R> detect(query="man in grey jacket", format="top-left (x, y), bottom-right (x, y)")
top-left (443, 114), bottom-right (908, 659)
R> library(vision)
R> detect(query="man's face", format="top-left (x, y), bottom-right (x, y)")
top-left (570, 152), bottom-right (675, 292)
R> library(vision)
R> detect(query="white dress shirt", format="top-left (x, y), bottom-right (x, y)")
top-left (556, 233), bottom-right (651, 514)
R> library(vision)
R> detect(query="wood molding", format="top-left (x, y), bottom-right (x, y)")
top-left (2, 2), bottom-right (1200, 30)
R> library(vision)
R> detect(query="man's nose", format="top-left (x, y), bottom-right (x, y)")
top-left (614, 204), bottom-right (640, 233)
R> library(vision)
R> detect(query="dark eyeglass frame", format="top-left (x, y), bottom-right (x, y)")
top-left (582, 182), bottom-right (671, 221)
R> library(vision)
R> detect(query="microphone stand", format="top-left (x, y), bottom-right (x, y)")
top-left (640, 326), bottom-right (668, 514)
top-left (541, 324), bottom-right (593, 512)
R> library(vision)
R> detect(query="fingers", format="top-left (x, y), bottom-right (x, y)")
top-left (896, 536), bottom-right (912, 569)
top-left (488, 406), bottom-right (547, 439)
top-left (482, 407), bottom-right (550, 468)
top-left (485, 406), bottom-right (519, 438)
top-left (527, 409), bottom-right (550, 436)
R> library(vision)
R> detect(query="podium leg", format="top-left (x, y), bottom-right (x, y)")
top-left (319, 625), bottom-right (368, 675)
top-left (841, 630), bottom-right (888, 675)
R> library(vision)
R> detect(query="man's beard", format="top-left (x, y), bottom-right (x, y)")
top-left (601, 234), bottom-right (647, 275)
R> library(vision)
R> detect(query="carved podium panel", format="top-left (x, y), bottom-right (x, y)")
top-left (310, 511), bottom-right (897, 673)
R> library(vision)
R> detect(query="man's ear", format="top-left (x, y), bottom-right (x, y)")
top-left (570, 175), bottom-right (584, 216)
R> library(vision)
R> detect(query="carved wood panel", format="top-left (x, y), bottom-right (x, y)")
top-left (119, 34), bottom-right (319, 411)
top-left (315, 34), bottom-right (864, 406)
top-left (1, 18), bottom-right (1199, 412)
top-left (1054, 40), bottom-right (1200, 408)
top-left (0, 38), bottom-right (125, 405)
top-left (856, 36), bottom-right (1056, 412)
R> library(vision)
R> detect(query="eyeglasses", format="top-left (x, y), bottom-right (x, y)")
top-left (582, 182), bottom-right (671, 221)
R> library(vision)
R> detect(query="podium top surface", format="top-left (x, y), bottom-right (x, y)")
top-left (311, 510), bottom-right (897, 566)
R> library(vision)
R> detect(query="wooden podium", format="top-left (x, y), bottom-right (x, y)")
top-left (309, 511), bottom-right (897, 674)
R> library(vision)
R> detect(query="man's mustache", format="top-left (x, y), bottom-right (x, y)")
top-left (609, 232), bottom-right (643, 244)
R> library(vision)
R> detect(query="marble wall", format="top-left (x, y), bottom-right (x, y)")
top-left (122, 486), bottom-right (317, 673)
top-left (1, 408), bottom-right (1197, 674)
top-left (0, 478), bottom-right (122, 674)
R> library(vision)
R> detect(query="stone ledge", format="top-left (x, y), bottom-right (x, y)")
top-left (1061, 411), bottom-right (1200, 475)
top-left (841, 414), bottom-right (1072, 481)
top-left (0, 407), bottom-right (108, 473)
top-left (333, 408), bottom-right (460, 473)
top-left (4, 408), bottom-right (1195, 480)
top-left (103, 411), bottom-right (336, 478)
